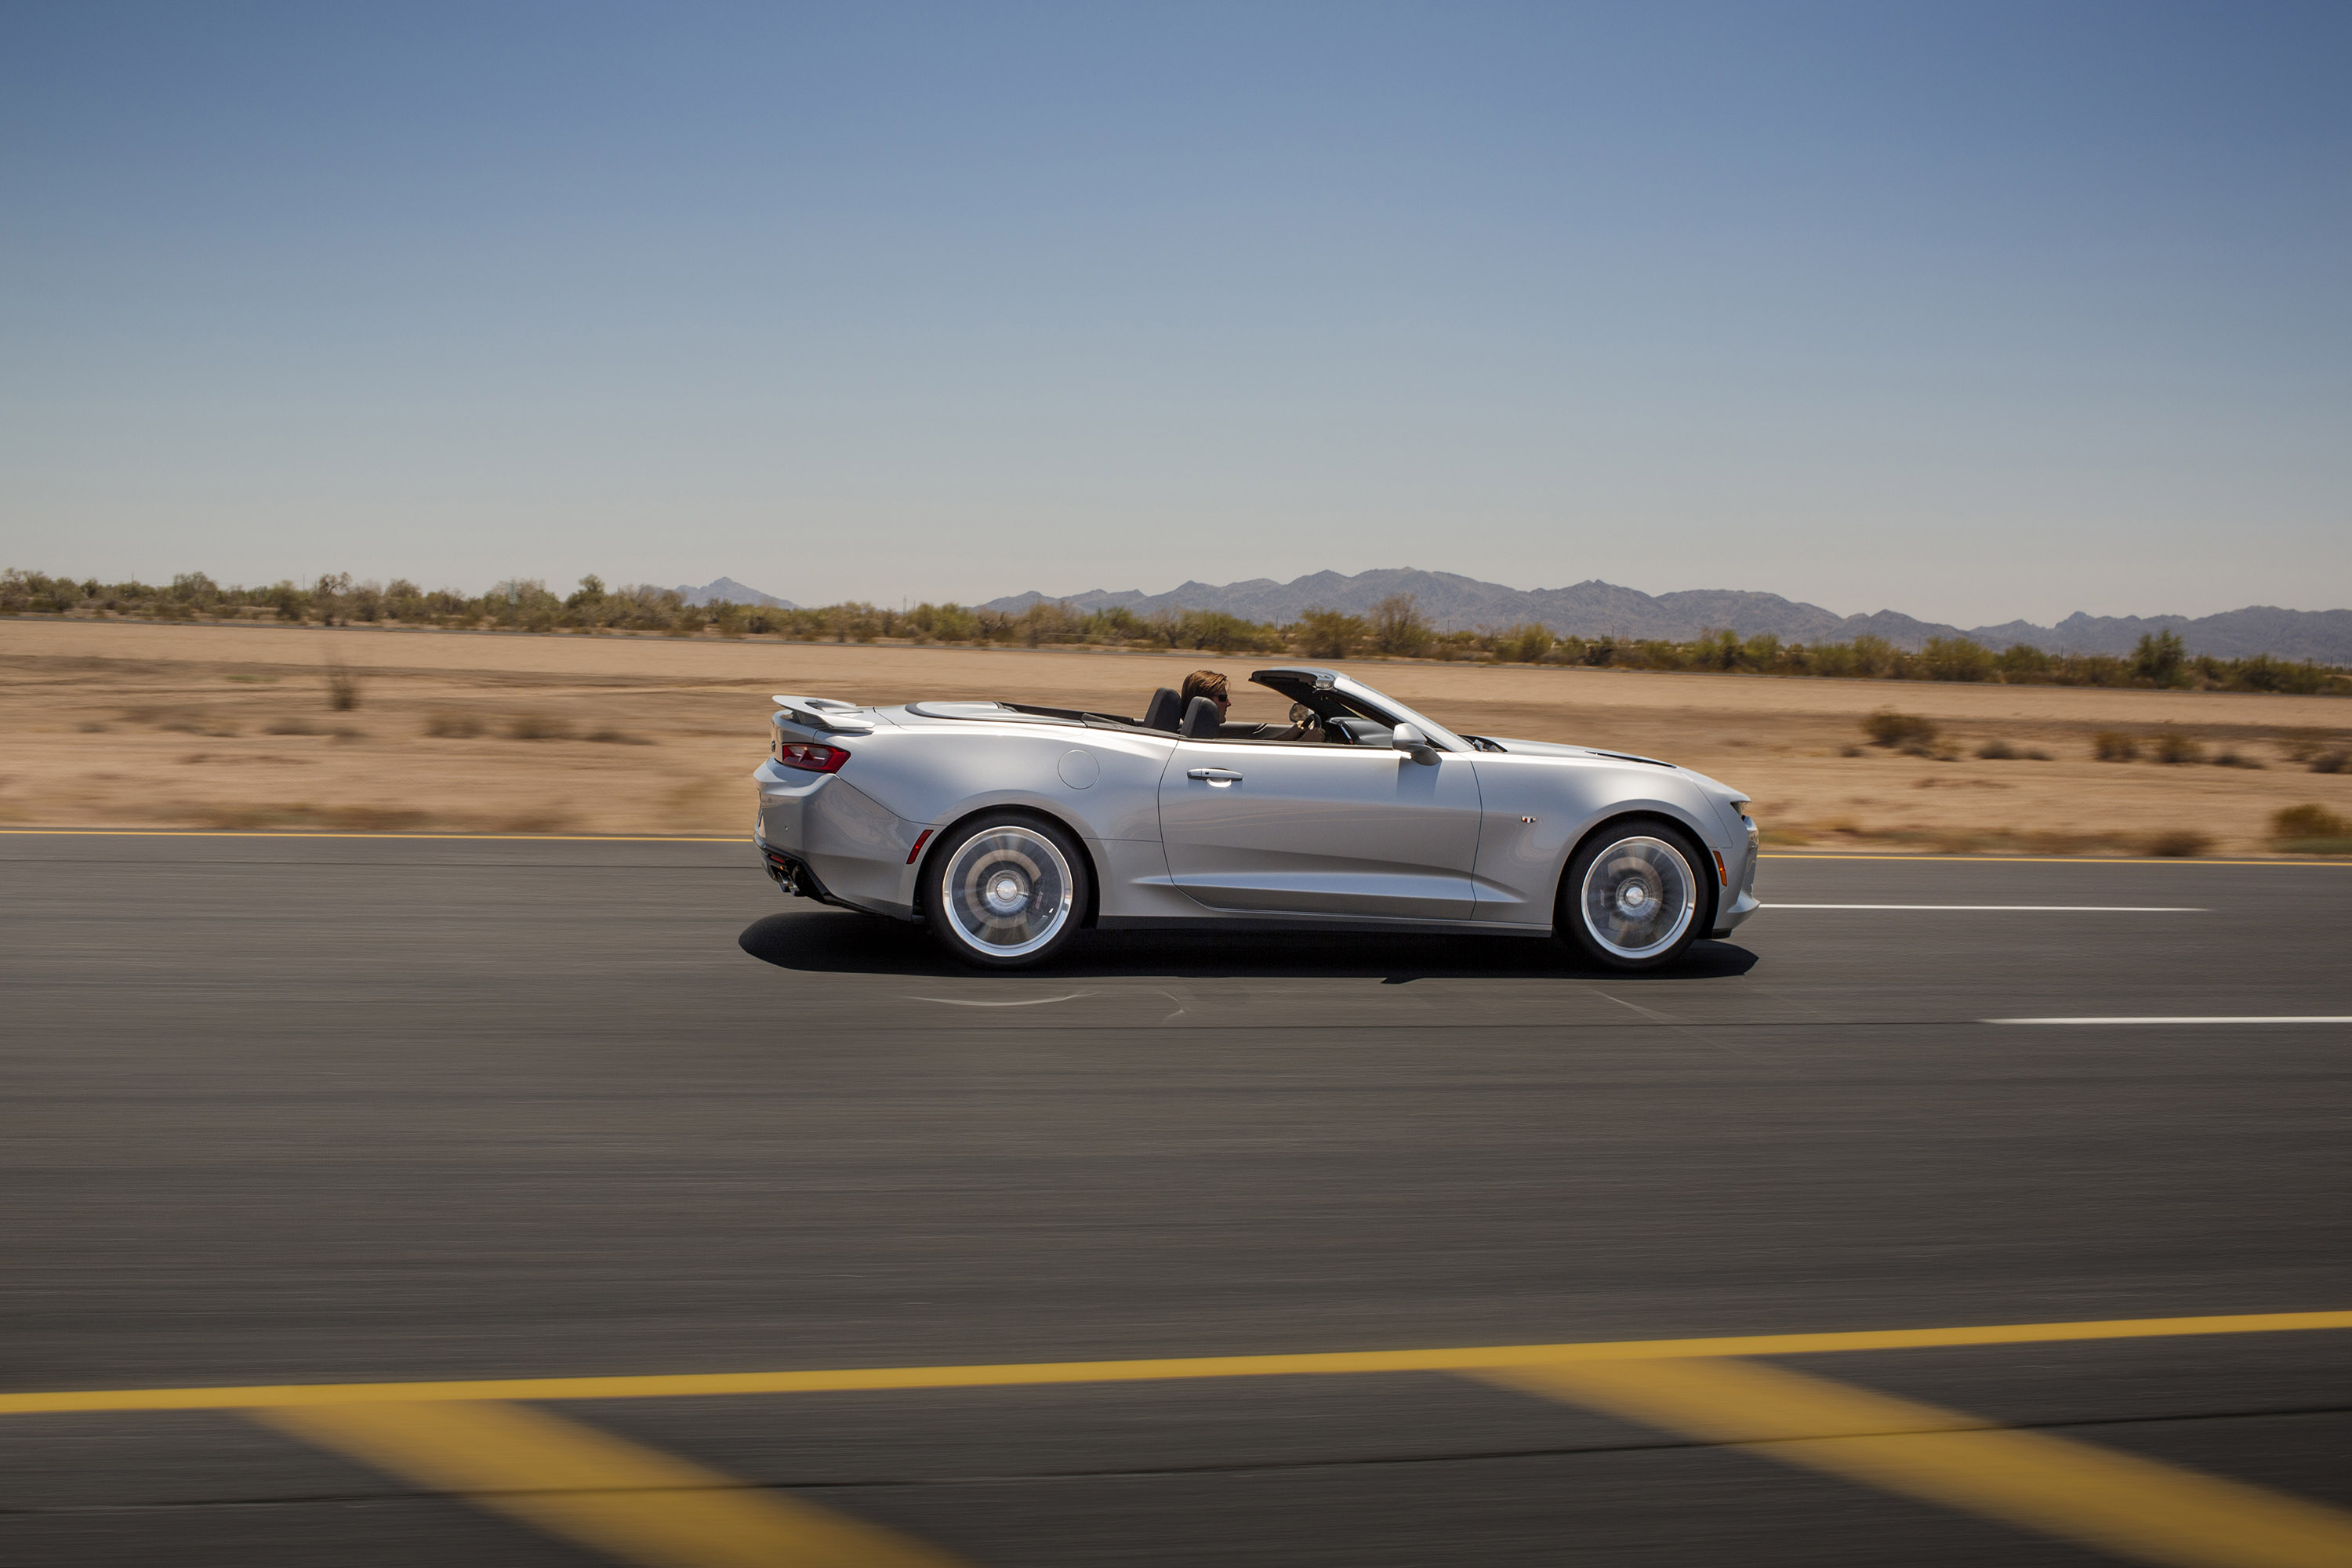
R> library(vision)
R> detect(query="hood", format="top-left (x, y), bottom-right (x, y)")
top-left (1481, 738), bottom-right (1673, 767)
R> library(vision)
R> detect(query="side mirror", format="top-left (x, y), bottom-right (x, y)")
top-left (1391, 722), bottom-right (1439, 765)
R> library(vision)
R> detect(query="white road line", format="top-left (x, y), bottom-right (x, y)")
top-left (1986, 1017), bottom-right (2352, 1025)
top-left (1769, 905), bottom-right (2205, 912)
top-left (913, 993), bottom-right (1093, 1007)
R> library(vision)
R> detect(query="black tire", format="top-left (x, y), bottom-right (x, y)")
top-left (924, 813), bottom-right (1091, 970)
top-left (1559, 818), bottom-right (1708, 971)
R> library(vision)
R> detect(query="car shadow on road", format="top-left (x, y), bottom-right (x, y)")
top-left (738, 910), bottom-right (1759, 982)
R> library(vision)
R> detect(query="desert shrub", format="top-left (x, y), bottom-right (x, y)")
top-left (2152, 730), bottom-right (2204, 764)
top-left (905, 601), bottom-right (979, 643)
top-left (2272, 804), bottom-right (2350, 843)
top-left (1921, 637), bottom-right (1995, 682)
top-left (2312, 751), bottom-right (2350, 775)
top-left (1494, 622), bottom-right (1554, 663)
top-left (325, 662), bottom-right (363, 711)
top-left (2140, 829), bottom-right (2210, 858)
top-left (1844, 635), bottom-right (1904, 679)
top-left (1863, 710), bottom-right (1938, 749)
top-left (2211, 749), bottom-right (2263, 769)
top-left (1976, 739), bottom-right (2016, 760)
top-left (1996, 643), bottom-right (2055, 681)
top-left (1294, 607), bottom-right (1368, 659)
top-left (1690, 630), bottom-right (1740, 670)
top-left (1185, 610), bottom-right (1277, 654)
top-left (586, 728), bottom-right (653, 746)
top-left (2132, 630), bottom-right (2189, 687)
top-left (506, 713), bottom-right (573, 741)
top-left (425, 713), bottom-right (485, 739)
top-left (1369, 594), bottom-right (1432, 657)
top-left (2092, 731), bottom-right (2139, 762)
top-left (263, 717), bottom-right (322, 735)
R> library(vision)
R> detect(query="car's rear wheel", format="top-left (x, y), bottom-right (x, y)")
top-left (926, 815), bottom-right (1089, 969)
top-left (1560, 820), bottom-right (1705, 971)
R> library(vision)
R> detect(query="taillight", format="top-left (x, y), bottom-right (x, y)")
top-left (774, 739), bottom-right (851, 773)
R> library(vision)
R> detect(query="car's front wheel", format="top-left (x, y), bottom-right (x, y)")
top-left (1559, 820), bottom-right (1706, 971)
top-left (925, 815), bottom-right (1089, 969)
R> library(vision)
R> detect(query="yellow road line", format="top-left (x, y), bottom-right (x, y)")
top-left (0, 828), bottom-right (739, 843)
top-left (8, 1309), bottom-right (2350, 1417)
top-left (1482, 1356), bottom-right (2352, 1568)
top-left (256, 1399), bottom-right (966, 1568)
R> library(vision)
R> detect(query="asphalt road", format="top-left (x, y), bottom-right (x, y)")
top-left (2, 831), bottom-right (2349, 1566)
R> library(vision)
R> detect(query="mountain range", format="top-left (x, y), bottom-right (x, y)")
top-left (676, 575), bottom-right (797, 609)
top-left (983, 568), bottom-right (2352, 664)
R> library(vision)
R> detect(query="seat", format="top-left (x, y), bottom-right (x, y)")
top-left (1180, 695), bottom-right (1223, 739)
top-left (1142, 687), bottom-right (1183, 732)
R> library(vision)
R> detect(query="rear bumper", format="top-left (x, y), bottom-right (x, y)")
top-left (753, 763), bottom-right (925, 920)
top-left (753, 835), bottom-right (854, 910)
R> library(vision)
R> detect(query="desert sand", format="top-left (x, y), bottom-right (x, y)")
top-left (4, 618), bottom-right (2349, 854)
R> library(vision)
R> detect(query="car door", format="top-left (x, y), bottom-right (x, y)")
top-left (1157, 739), bottom-right (1483, 919)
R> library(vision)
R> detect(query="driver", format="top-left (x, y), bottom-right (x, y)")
top-left (1179, 668), bottom-right (1232, 720)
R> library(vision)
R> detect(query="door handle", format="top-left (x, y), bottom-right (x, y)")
top-left (1186, 768), bottom-right (1243, 785)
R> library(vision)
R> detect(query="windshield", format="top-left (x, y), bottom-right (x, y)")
top-left (1247, 669), bottom-right (1470, 752)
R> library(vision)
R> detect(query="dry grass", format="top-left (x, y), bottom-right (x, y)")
top-left (184, 803), bottom-right (431, 832)
top-left (2271, 804), bottom-right (2352, 853)
top-left (2140, 829), bottom-right (2212, 857)
top-left (1862, 710), bottom-right (1938, 751)
top-left (325, 661), bottom-right (364, 711)
top-left (5, 619), bottom-right (2351, 851)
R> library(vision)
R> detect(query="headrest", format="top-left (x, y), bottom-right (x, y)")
top-left (1180, 695), bottom-right (1223, 739)
top-left (1142, 687), bottom-right (1182, 731)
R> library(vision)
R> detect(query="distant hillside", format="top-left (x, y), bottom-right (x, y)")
top-left (983, 568), bottom-right (2352, 664)
top-left (676, 575), bottom-right (797, 609)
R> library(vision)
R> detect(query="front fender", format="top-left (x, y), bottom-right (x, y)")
top-left (1468, 757), bottom-right (1733, 927)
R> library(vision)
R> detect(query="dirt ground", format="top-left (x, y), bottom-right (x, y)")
top-left (4, 619), bottom-right (2350, 855)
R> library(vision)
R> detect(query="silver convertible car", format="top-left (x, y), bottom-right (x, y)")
top-left (752, 666), bottom-right (1759, 971)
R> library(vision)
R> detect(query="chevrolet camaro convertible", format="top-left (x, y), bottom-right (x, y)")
top-left (752, 666), bottom-right (1759, 971)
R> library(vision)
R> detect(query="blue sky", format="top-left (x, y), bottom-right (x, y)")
top-left (3, 2), bottom-right (2347, 625)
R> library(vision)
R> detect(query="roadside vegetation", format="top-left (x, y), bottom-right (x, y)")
top-left (2271, 804), bottom-right (2352, 854)
top-left (1864, 711), bottom-right (2336, 775)
top-left (5, 568), bottom-right (2347, 695)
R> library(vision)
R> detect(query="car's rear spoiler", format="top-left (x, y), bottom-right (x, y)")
top-left (771, 695), bottom-right (877, 735)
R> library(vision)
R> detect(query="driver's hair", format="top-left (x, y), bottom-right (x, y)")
top-left (1180, 669), bottom-right (1230, 706)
